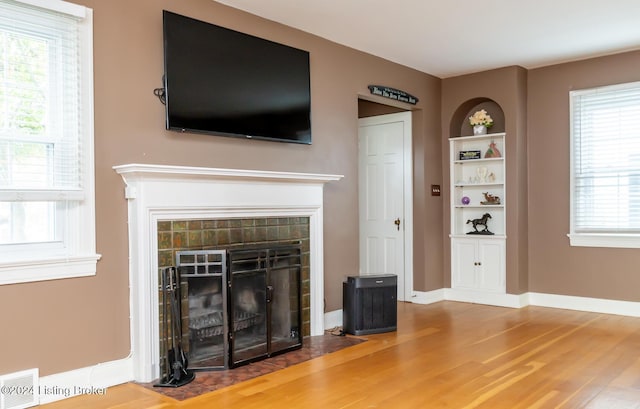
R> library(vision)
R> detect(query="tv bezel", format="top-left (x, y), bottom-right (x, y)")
top-left (161, 10), bottom-right (312, 145)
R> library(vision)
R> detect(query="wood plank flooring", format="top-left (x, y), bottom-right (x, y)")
top-left (41, 301), bottom-right (640, 408)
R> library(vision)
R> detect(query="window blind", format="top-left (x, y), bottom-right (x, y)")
top-left (571, 82), bottom-right (640, 233)
top-left (0, 0), bottom-right (83, 201)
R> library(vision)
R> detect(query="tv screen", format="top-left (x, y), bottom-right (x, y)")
top-left (162, 11), bottom-right (312, 144)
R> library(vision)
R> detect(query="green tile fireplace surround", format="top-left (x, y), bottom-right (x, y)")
top-left (157, 217), bottom-right (311, 335)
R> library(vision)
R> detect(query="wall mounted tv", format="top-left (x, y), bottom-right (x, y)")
top-left (162, 10), bottom-right (312, 144)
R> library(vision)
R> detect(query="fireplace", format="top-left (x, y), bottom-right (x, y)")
top-left (159, 239), bottom-right (309, 377)
top-left (113, 164), bottom-right (342, 383)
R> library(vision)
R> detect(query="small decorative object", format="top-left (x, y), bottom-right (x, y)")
top-left (485, 141), bottom-right (502, 158)
top-left (487, 172), bottom-right (496, 183)
top-left (461, 196), bottom-right (470, 205)
top-left (473, 125), bottom-right (487, 135)
top-left (466, 213), bottom-right (494, 235)
top-left (469, 109), bottom-right (493, 135)
top-left (459, 150), bottom-right (481, 160)
top-left (481, 192), bottom-right (501, 205)
top-left (476, 167), bottom-right (488, 183)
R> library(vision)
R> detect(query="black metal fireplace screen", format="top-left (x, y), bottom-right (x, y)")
top-left (158, 243), bottom-right (303, 378)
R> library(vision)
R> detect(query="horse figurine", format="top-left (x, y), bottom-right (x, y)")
top-left (466, 213), bottom-right (492, 234)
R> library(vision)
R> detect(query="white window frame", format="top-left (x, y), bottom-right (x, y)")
top-left (569, 81), bottom-right (640, 248)
top-left (0, 0), bottom-right (99, 284)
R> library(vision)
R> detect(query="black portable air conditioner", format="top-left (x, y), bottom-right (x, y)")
top-left (343, 274), bottom-right (397, 335)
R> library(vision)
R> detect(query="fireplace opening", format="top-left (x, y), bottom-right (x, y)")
top-left (157, 216), bottom-right (309, 377)
top-left (158, 242), bottom-right (303, 377)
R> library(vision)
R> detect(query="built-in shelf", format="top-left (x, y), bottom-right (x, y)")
top-left (449, 133), bottom-right (506, 294)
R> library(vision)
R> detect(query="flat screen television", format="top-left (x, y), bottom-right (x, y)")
top-left (162, 10), bottom-right (312, 144)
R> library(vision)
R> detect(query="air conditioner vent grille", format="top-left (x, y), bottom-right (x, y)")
top-left (0, 369), bottom-right (39, 409)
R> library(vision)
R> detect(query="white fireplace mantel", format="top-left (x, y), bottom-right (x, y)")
top-left (113, 163), bottom-right (343, 382)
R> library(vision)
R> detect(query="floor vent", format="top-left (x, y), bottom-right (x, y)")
top-left (0, 369), bottom-right (39, 409)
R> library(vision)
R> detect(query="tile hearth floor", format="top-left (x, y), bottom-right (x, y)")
top-left (139, 333), bottom-right (365, 401)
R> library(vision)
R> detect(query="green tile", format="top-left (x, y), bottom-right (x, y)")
top-left (173, 231), bottom-right (187, 248)
top-left (230, 228), bottom-right (242, 243)
top-left (202, 220), bottom-right (217, 229)
top-left (255, 227), bottom-right (267, 242)
top-left (158, 232), bottom-right (172, 250)
top-left (217, 229), bottom-right (230, 245)
top-left (188, 231), bottom-right (202, 247)
top-left (242, 227), bottom-right (256, 243)
top-left (278, 225), bottom-right (291, 239)
top-left (172, 220), bottom-right (187, 231)
top-left (158, 250), bottom-right (174, 267)
top-left (188, 220), bottom-right (203, 230)
top-left (267, 226), bottom-right (278, 241)
top-left (203, 230), bottom-right (217, 246)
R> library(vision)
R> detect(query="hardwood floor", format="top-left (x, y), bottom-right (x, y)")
top-left (42, 301), bottom-right (640, 408)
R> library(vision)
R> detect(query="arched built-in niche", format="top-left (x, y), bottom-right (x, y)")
top-left (449, 98), bottom-right (505, 137)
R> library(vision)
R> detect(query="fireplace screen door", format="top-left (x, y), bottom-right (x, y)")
top-left (171, 243), bottom-right (303, 372)
top-left (228, 245), bottom-right (303, 367)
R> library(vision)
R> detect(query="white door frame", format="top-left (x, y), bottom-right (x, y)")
top-left (357, 111), bottom-right (414, 302)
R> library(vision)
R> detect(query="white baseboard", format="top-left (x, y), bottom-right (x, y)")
top-left (443, 288), bottom-right (527, 308)
top-left (38, 356), bottom-right (133, 405)
top-left (410, 288), bottom-right (525, 308)
top-left (527, 292), bottom-right (640, 317)
top-left (410, 289), bottom-right (445, 304)
top-left (324, 309), bottom-right (343, 330)
top-left (411, 288), bottom-right (640, 317)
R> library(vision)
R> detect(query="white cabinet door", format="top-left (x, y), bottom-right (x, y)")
top-left (451, 237), bottom-right (505, 293)
top-left (451, 239), bottom-right (477, 289)
top-left (477, 239), bottom-right (505, 292)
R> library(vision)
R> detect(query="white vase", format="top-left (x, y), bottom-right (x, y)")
top-left (473, 125), bottom-right (487, 135)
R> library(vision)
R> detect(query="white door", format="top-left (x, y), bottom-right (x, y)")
top-left (451, 238), bottom-right (477, 289)
top-left (477, 239), bottom-right (505, 292)
top-left (358, 111), bottom-right (413, 302)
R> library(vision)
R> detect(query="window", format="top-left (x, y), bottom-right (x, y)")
top-left (570, 81), bottom-right (640, 248)
top-left (0, 0), bottom-right (98, 284)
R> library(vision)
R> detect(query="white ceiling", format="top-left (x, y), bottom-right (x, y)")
top-left (215, 0), bottom-right (640, 78)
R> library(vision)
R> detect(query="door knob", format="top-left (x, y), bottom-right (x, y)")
top-left (394, 218), bottom-right (401, 231)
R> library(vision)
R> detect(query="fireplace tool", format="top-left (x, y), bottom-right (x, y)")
top-left (155, 266), bottom-right (195, 387)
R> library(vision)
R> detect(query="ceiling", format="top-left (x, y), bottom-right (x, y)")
top-left (215, 0), bottom-right (640, 78)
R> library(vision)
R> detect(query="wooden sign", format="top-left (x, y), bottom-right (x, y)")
top-left (368, 85), bottom-right (418, 105)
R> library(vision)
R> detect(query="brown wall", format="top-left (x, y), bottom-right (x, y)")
top-left (527, 50), bottom-right (640, 301)
top-left (4, 0), bottom-right (639, 380)
top-left (0, 0), bottom-right (442, 376)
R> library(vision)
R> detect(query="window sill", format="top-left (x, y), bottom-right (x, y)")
top-left (0, 254), bottom-right (102, 285)
top-left (568, 233), bottom-right (640, 249)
